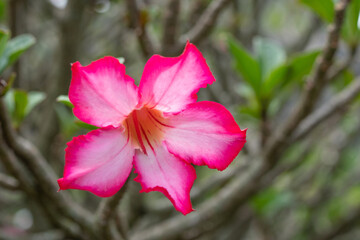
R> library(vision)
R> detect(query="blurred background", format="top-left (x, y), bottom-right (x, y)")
top-left (0, 0), bottom-right (360, 239)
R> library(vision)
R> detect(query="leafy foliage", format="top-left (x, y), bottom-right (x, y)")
top-left (0, 33), bottom-right (36, 74)
top-left (228, 36), bottom-right (320, 118)
top-left (4, 89), bottom-right (46, 127)
top-left (300, 0), bottom-right (334, 23)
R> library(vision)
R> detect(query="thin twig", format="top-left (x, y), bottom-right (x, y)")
top-left (326, 44), bottom-right (358, 82)
top-left (292, 77), bottom-right (360, 142)
top-left (180, 0), bottom-right (233, 45)
top-left (161, 0), bottom-right (180, 55)
top-left (125, 0), bottom-right (156, 58)
top-left (115, 212), bottom-right (128, 240)
top-left (97, 179), bottom-right (130, 240)
top-left (0, 130), bottom-right (36, 195)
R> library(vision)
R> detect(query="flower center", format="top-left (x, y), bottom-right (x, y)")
top-left (124, 107), bottom-right (169, 154)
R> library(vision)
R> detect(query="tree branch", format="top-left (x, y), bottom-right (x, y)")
top-left (130, 160), bottom-right (265, 240)
top-left (97, 179), bottom-right (129, 240)
top-left (0, 129), bottom-right (36, 195)
top-left (161, 0), bottom-right (180, 55)
top-left (147, 161), bottom-right (251, 213)
top-left (264, 0), bottom-right (351, 162)
top-left (326, 44), bottom-right (358, 82)
top-left (0, 172), bottom-right (19, 190)
top-left (292, 77), bottom-right (360, 142)
top-left (180, 0), bottom-right (233, 45)
top-left (0, 98), bottom-right (95, 235)
top-left (125, 0), bottom-right (156, 58)
top-left (312, 205), bottom-right (360, 240)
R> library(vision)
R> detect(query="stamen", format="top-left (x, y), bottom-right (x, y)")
top-left (131, 111), bottom-right (147, 154)
top-left (124, 107), bottom-right (170, 154)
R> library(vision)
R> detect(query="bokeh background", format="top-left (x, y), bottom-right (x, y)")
top-left (0, 0), bottom-right (360, 239)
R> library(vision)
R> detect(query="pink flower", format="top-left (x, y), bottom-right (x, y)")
top-left (57, 43), bottom-right (247, 215)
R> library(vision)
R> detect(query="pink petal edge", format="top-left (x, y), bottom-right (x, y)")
top-left (69, 56), bottom-right (139, 128)
top-left (163, 101), bottom-right (247, 171)
top-left (58, 126), bottom-right (135, 197)
top-left (138, 42), bottom-right (216, 113)
top-left (133, 144), bottom-right (196, 215)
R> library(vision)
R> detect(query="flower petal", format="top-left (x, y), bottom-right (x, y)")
top-left (163, 101), bottom-right (247, 171)
top-left (58, 127), bottom-right (135, 197)
top-left (70, 56), bottom-right (139, 127)
top-left (134, 144), bottom-right (196, 215)
top-left (138, 42), bottom-right (215, 113)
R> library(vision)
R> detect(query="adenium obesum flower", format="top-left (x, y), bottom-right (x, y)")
top-left (57, 42), bottom-right (247, 215)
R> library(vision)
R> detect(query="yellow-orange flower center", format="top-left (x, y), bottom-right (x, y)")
top-left (124, 107), bottom-right (169, 154)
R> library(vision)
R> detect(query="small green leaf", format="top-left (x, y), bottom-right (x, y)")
top-left (13, 90), bottom-right (28, 125)
top-left (239, 105), bottom-right (261, 119)
top-left (26, 91), bottom-right (46, 115)
top-left (0, 1), bottom-right (6, 21)
top-left (3, 88), bottom-right (15, 114)
top-left (300, 0), bottom-right (334, 23)
top-left (0, 34), bottom-right (36, 74)
top-left (287, 50), bottom-right (321, 83)
top-left (4, 89), bottom-right (45, 127)
top-left (74, 120), bottom-right (99, 130)
top-left (55, 105), bottom-right (79, 137)
top-left (332, 69), bottom-right (354, 92)
top-left (262, 65), bottom-right (289, 98)
top-left (228, 36), bottom-right (262, 98)
top-left (0, 29), bottom-right (9, 56)
top-left (254, 37), bottom-right (286, 81)
top-left (7, 34), bottom-right (36, 65)
top-left (56, 95), bottom-right (74, 108)
top-left (341, 0), bottom-right (360, 45)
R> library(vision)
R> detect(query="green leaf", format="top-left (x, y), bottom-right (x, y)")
top-left (0, 29), bottom-right (9, 56)
top-left (0, 34), bottom-right (36, 74)
top-left (254, 37), bottom-right (286, 80)
top-left (262, 64), bottom-right (289, 98)
top-left (55, 105), bottom-right (79, 137)
top-left (74, 120), bottom-right (99, 130)
top-left (287, 50), bottom-right (321, 83)
top-left (6, 34), bottom-right (36, 65)
top-left (55, 104), bottom-right (99, 137)
top-left (260, 50), bottom-right (318, 99)
top-left (239, 105), bottom-right (261, 119)
top-left (3, 88), bottom-right (15, 114)
top-left (236, 84), bottom-right (262, 119)
top-left (341, 0), bottom-right (360, 45)
top-left (0, 1), bottom-right (6, 21)
top-left (26, 91), bottom-right (46, 115)
top-left (13, 90), bottom-right (28, 125)
top-left (56, 95), bottom-right (74, 108)
top-left (4, 89), bottom-right (45, 127)
top-left (332, 69), bottom-right (354, 92)
top-left (56, 97), bottom-right (98, 131)
top-left (300, 0), bottom-right (334, 23)
top-left (228, 36), bottom-right (262, 97)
